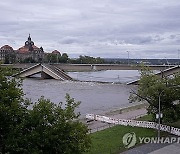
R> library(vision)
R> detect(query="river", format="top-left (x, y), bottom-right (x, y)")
top-left (22, 70), bottom-right (140, 116)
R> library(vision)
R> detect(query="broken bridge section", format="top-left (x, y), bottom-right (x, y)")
top-left (127, 65), bottom-right (180, 85)
top-left (13, 63), bottom-right (73, 80)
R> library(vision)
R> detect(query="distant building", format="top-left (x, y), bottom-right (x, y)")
top-left (0, 34), bottom-right (44, 63)
top-left (0, 35), bottom-right (67, 64)
top-left (52, 50), bottom-right (61, 56)
top-left (43, 50), bottom-right (61, 63)
top-left (0, 45), bottom-right (15, 62)
top-left (16, 34), bottom-right (44, 62)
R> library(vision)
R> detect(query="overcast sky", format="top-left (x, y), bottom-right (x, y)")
top-left (0, 0), bottom-right (180, 58)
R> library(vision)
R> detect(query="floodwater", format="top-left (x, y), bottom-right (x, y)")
top-left (22, 70), bottom-right (140, 116)
top-left (68, 70), bottom-right (140, 83)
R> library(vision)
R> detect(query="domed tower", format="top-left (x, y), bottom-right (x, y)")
top-left (25, 34), bottom-right (34, 50)
top-left (17, 34), bottom-right (44, 62)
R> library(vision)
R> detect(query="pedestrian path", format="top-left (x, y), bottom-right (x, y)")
top-left (149, 143), bottom-right (180, 154)
top-left (121, 143), bottom-right (180, 154)
top-left (108, 108), bottom-right (147, 120)
top-left (121, 143), bottom-right (171, 154)
top-left (87, 108), bottom-right (147, 133)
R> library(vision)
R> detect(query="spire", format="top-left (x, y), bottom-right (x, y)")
top-left (25, 34), bottom-right (34, 46)
top-left (28, 34), bottom-right (31, 41)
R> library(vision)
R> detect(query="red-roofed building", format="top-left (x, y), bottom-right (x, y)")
top-left (0, 45), bottom-right (15, 62)
top-left (0, 34), bottom-right (44, 63)
top-left (0, 45), bottom-right (14, 51)
top-left (0, 35), bottom-right (66, 63)
top-left (15, 34), bottom-right (44, 62)
top-left (52, 50), bottom-right (61, 56)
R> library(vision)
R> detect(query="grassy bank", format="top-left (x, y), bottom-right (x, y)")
top-left (137, 114), bottom-right (153, 121)
top-left (86, 125), bottom-right (156, 154)
top-left (169, 120), bottom-right (180, 128)
top-left (137, 114), bottom-right (180, 129)
top-left (86, 113), bottom-right (179, 154)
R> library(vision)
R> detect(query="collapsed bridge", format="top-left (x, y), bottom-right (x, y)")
top-left (127, 65), bottom-right (180, 85)
top-left (13, 63), bottom-right (73, 80)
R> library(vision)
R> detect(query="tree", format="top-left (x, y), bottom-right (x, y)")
top-left (0, 67), bottom-right (27, 153)
top-left (72, 55), bottom-right (104, 64)
top-left (44, 54), bottom-right (57, 63)
top-left (4, 54), bottom-right (10, 64)
top-left (0, 66), bottom-right (91, 153)
top-left (59, 53), bottom-right (69, 63)
top-left (9, 95), bottom-right (91, 154)
top-left (4, 53), bottom-right (16, 64)
top-left (22, 57), bottom-right (36, 63)
top-left (130, 67), bottom-right (180, 123)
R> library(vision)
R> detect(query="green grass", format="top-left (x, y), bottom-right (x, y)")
top-left (137, 114), bottom-right (180, 129)
top-left (86, 125), bottom-right (157, 154)
top-left (85, 114), bottom-right (176, 154)
top-left (168, 119), bottom-right (180, 128)
top-left (136, 114), bottom-right (153, 121)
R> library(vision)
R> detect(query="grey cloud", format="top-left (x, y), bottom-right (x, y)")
top-left (59, 36), bottom-right (82, 44)
top-left (0, 0), bottom-right (180, 58)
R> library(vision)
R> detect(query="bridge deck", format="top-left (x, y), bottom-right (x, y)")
top-left (1, 63), bottom-right (176, 71)
top-left (44, 64), bottom-right (72, 80)
top-left (127, 65), bottom-right (180, 85)
top-left (13, 63), bottom-right (73, 80)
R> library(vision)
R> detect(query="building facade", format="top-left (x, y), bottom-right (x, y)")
top-left (0, 35), bottom-right (62, 63)
top-left (16, 34), bottom-right (44, 63)
top-left (0, 35), bottom-right (44, 63)
top-left (0, 45), bottom-right (15, 63)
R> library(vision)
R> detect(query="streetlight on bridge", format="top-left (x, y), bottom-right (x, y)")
top-left (178, 49), bottom-right (180, 65)
top-left (127, 51), bottom-right (130, 65)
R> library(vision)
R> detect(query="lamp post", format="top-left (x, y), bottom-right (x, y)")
top-left (157, 91), bottom-right (163, 138)
top-left (178, 49), bottom-right (180, 65)
top-left (127, 51), bottom-right (129, 65)
top-left (164, 57), bottom-right (170, 68)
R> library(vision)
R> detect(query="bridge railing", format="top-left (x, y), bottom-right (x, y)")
top-left (86, 114), bottom-right (180, 136)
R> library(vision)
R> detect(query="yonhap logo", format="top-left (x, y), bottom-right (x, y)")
top-left (123, 132), bottom-right (137, 148)
top-left (123, 132), bottom-right (180, 149)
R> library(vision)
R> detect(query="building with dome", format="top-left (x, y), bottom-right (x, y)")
top-left (0, 35), bottom-right (64, 63)
top-left (0, 34), bottom-right (44, 63)
top-left (16, 34), bottom-right (44, 62)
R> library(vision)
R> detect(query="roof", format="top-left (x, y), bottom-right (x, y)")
top-left (52, 50), bottom-right (61, 54)
top-left (18, 46), bottom-right (30, 53)
top-left (0, 45), bottom-right (14, 51)
top-left (32, 45), bottom-right (40, 49)
top-left (18, 45), bottom-right (40, 53)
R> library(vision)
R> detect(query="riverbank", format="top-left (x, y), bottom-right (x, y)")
top-left (105, 102), bottom-right (148, 116)
top-left (84, 102), bottom-right (149, 133)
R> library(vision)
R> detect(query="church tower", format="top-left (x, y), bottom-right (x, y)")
top-left (25, 34), bottom-right (34, 50)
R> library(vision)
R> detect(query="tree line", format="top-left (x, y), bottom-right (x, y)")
top-left (130, 66), bottom-right (180, 123)
top-left (0, 66), bottom-right (91, 153)
top-left (3, 53), bottom-right (104, 64)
